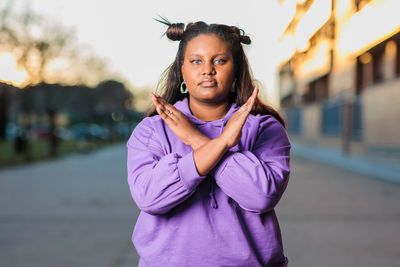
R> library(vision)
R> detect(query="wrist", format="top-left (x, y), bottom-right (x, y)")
top-left (190, 133), bottom-right (210, 150)
top-left (215, 135), bottom-right (230, 152)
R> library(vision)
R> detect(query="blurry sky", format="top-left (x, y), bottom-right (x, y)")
top-left (13, 0), bottom-right (289, 105)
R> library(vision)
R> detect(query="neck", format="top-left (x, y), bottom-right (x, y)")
top-left (188, 97), bottom-right (231, 121)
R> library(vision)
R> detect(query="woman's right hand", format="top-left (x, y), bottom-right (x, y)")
top-left (150, 93), bottom-right (209, 150)
top-left (219, 87), bottom-right (258, 148)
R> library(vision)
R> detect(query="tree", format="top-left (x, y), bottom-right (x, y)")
top-left (0, 0), bottom-right (116, 155)
top-left (1, 0), bottom-right (113, 86)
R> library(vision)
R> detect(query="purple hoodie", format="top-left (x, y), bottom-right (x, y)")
top-left (127, 97), bottom-right (291, 267)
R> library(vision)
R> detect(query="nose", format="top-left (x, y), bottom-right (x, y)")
top-left (202, 61), bottom-right (216, 75)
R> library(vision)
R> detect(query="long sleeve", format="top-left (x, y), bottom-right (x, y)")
top-left (211, 116), bottom-right (291, 214)
top-left (126, 118), bottom-right (207, 215)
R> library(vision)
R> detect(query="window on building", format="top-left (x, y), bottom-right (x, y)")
top-left (304, 74), bottom-right (329, 104)
top-left (384, 32), bottom-right (400, 77)
top-left (279, 62), bottom-right (296, 107)
top-left (286, 107), bottom-right (302, 135)
top-left (384, 40), bottom-right (397, 79)
top-left (395, 39), bottom-right (400, 77)
top-left (281, 93), bottom-right (294, 107)
top-left (372, 49), bottom-right (385, 83)
top-left (356, 45), bottom-right (385, 94)
top-left (357, 52), bottom-right (373, 93)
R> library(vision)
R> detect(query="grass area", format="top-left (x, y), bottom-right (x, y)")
top-left (0, 139), bottom-right (124, 169)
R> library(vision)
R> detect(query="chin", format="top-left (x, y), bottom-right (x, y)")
top-left (197, 94), bottom-right (229, 103)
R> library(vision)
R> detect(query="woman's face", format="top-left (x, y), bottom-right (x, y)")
top-left (181, 34), bottom-right (235, 104)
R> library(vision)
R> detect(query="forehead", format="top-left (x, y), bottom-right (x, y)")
top-left (184, 34), bottom-right (232, 56)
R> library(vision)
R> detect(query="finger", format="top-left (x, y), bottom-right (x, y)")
top-left (157, 103), bottom-right (177, 120)
top-left (246, 87), bottom-right (258, 110)
top-left (152, 99), bottom-right (168, 117)
top-left (252, 87), bottom-right (258, 100)
top-left (241, 88), bottom-right (255, 108)
top-left (154, 97), bottom-right (182, 122)
top-left (157, 106), bottom-right (175, 123)
top-left (238, 88), bottom-right (258, 114)
top-left (151, 95), bottom-right (171, 120)
top-left (249, 87), bottom-right (258, 106)
top-left (151, 94), bottom-right (183, 125)
top-left (150, 92), bottom-right (157, 103)
top-left (238, 98), bottom-right (253, 113)
top-left (247, 87), bottom-right (258, 104)
top-left (155, 95), bottom-right (179, 114)
top-left (154, 103), bottom-right (166, 118)
top-left (151, 94), bottom-right (171, 115)
top-left (238, 101), bottom-right (250, 113)
top-left (163, 108), bottom-right (177, 120)
top-left (154, 103), bottom-right (178, 125)
top-left (150, 93), bottom-right (162, 108)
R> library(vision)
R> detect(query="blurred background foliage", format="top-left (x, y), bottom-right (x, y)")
top-left (0, 1), bottom-right (145, 167)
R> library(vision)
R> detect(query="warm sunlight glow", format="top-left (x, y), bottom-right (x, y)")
top-left (359, 52), bottom-right (372, 64)
top-left (338, 0), bottom-right (400, 59)
top-left (280, 0), bottom-right (297, 32)
top-left (279, 35), bottom-right (296, 63)
top-left (45, 58), bottom-right (75, 84)
top-left (336, 0), bottom-right (351, 19)
top-left (300, 40), bottom-right (330, 78)
top-left (295, 0), bottom-right (331, 51)
top-left (0, 53), bottom-right (28, 87)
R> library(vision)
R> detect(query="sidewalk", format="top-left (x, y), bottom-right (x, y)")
top-left (290, 141), bottom-right (400, 184)
top-left (277, 154), bottom-right (400, 267)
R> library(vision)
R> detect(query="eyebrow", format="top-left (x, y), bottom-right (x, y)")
top-left (189, 53), bottom-right (230, 57)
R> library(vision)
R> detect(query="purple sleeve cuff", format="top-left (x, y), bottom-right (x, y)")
top-left (209, 151), bottom-right (235, 178)
top-left (177, 151), bottom-right (207, 191)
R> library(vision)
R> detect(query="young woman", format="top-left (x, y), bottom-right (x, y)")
top-left (127, 20), bottom-right (291, 267)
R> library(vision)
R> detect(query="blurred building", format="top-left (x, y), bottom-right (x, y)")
top-left (278, 0), bottom-right (400, 158)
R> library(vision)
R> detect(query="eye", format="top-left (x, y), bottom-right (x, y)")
top-left (190, 59), bottom-right (201, 65)
top-left (214, 58), bottom-right (227, 65)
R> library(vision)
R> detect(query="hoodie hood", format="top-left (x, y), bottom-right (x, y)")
top-left (173, 97), bottom-right (240, 126)
top-left (173, 97), bottom-right (240, 209)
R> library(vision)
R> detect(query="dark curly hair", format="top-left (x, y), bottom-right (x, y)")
top-left (146, 17), bottom-right (286, 128)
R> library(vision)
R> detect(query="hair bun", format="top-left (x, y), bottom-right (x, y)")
top-left (239, 35), bottom-right (251, 45)
top-left (230, 26), bottom-right (251, 45)
top-left (154, 16), bottom-right (185, 41)
top-left (166, 23), bottom-right (185, 41)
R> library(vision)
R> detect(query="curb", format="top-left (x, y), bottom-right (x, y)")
top-left (291, 142), bottom-right (400, 184)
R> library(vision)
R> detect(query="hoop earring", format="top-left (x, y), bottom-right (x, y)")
top-left (180, 81), bottom-right (188, 94)
top-left (231, 79), bottom-right (237, 92)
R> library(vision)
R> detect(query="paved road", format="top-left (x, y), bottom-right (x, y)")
top-left (0, 144), bottom-right (399, 267)
top-left (0, 144), bottom-right (140, 267)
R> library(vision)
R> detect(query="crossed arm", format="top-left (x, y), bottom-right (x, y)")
top-left (127, 87), bottom-right (290, 215)
top-left (149, 87), bottom-right (258, 176)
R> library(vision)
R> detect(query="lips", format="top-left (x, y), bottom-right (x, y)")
top-left (199, 79), bottom-right (217, 87)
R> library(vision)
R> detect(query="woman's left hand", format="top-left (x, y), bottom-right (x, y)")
top-left (150, 93), bottom-right (209, 150)
top-left (218, 87), bottom-right (258, 149)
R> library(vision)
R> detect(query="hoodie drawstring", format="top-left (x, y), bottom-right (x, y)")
top-left (210, 181), bottom-right (218, 208)
top-left (208, 119), bottom-right (226, 209)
